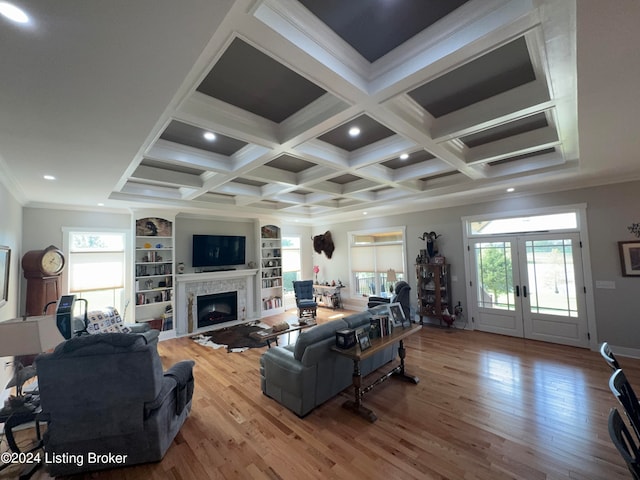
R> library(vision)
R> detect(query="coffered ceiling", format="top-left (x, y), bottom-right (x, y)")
top-left (2, 0), bottom-right (640, 223)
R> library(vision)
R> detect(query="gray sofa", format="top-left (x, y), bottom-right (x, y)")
top-left (35, 333), bottom-right (194, 476)
top-left (260, 306), bottom-right (397, 417)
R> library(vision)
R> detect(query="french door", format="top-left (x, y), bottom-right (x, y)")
top-left (469, 233), bottom-right (589, 347)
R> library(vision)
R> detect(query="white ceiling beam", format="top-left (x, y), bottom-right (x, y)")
top-left (465, 126), bottom-right (560, 165)
top-left (431, 80), bottom-right (553, 141)
top-left (146, 139), bottom-right (232, 173)
top-left (130, 165), bottom-right (203, 188)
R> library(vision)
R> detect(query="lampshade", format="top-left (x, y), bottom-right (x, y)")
top-left (0, 315), bottom-right (64, 357)
top-left (387, 269), bottom-right (397, 283)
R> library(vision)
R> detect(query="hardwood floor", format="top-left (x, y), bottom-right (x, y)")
top-left (12, 308), bottom-right (639, 479)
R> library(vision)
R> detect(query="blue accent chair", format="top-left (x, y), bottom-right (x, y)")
top-left (293, 280), bottom-right (317, 319)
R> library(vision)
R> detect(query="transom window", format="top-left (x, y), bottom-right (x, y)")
top-left (468, 211), bottom-right (579, 236)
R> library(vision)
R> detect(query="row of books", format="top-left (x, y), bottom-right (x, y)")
top-left (262, 296), bottom-right (282, 309)
top-left (369, 314), bottom-right (393, 339)
top-left (136, 289), bottom-right (172, 305)
top-left (262, 278), bottom-right (281, 288)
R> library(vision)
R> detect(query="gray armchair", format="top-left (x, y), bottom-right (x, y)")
top-left (35, 333), bottom-right (194, 476)
top-left (367, 280), bottom-right (411, 320)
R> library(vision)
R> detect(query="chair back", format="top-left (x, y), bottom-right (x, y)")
top-left (610, 368), bottom-right (640, 440)
top-left (601, 342), bottom-right (622, 370)
top-left (609, 407), bottom-right (640, 479)
top-left (293, 280), bottom-right (314, 304)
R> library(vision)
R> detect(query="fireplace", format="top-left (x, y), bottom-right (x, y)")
top-left (197, 291), bottom-right (238, 329)
top-left (175, 269), bottom-right (258, 335)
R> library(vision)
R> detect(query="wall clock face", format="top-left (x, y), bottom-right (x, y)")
top-left (41, 248), bottom-right (65, 275)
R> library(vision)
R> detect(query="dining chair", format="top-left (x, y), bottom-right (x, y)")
top-left (608, 407), bottom-right (640, 479)
top-left (601, 341), bottom-right (622, 370)
top-left (610, 368), bottom-right (640, 440)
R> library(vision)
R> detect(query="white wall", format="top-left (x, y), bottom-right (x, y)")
top-left (0, 181), bottom-right (22, 320)
top-left (175, 215), bottom-right (257, 274)
top-left (0, 180), bottom-right (23, 395)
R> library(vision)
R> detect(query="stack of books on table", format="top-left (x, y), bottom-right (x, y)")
top-left (369, 314), bottom-right (392, 339)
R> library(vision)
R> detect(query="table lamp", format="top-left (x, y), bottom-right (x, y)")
top-left (0, 315), bottom-right (64, 406)
top-left (387, 269), bottom-right (397, 294)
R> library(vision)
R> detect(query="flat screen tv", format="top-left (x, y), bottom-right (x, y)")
top-left (192, 235), bottom-right (246, 268)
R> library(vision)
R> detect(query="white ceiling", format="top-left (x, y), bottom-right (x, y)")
top-left (1, 0), bottom-right (639, 224)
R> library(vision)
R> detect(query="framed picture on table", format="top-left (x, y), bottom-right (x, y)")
top-left (387, 302), bottom-right (407, 328)
top-left (357, 330), bottom-right (371, 351)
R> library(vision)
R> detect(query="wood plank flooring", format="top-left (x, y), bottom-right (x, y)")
top-left (10, 308), bottom-right (639, 479)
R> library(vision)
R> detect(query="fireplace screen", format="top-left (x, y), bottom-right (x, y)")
top-left (197, 291), bottom-right (238, 329)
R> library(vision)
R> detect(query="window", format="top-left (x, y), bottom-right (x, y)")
top-left (468, 211), bottom-right (579, 236)
top-left (349, 228), bottom-right (406, 297)
top-left (282, 237), bottom-right (301, 293)
top-left (66, 230), bottom-right (128, 315)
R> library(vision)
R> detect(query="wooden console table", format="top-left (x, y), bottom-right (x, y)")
top-left (331, 323), bottom-right (421, 422)
top-left (313, 284), bottom-right (344, 309)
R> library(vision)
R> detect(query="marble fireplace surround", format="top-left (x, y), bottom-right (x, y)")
top-left (175, 269), bottom-right (259, 336)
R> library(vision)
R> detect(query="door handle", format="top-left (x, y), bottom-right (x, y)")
top-left (523, 285), bottom-right (528, 298)
top-left (515, 285), bottom-right (520, 297)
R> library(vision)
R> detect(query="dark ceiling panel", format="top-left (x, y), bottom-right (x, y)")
top-left (408, 37), bottom-right (535, 117)
top-left (160, 120), bottom-right (247, 155)
top-left (318, 114), bottom-right (395, 151)
top-left (197, 38), bottom-right (326, 123)
top-left (382, 150), bottom-right (435, 170)
top-left (266, 154), bottom-right (316, 173)
top-left (461, 113), bottom-right (549, 148)
top-left (299, 0), bottom-right (470, 62)
top-left (233, 178), bottom-right (267, 187)
top-left (419, 171), bottom-right (460, 182)
top-left (328, 173), bottom-right (361, 185)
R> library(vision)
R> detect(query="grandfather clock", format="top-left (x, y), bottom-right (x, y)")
top-left (22, 245), bottom-right (66, 316)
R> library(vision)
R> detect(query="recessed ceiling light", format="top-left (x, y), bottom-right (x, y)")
top-left (506, 187), bottom-right (515, 193)
top-left (363, 211), bottom-right (368, 215)
top-left (348, 127), bottom-right (360, 137)
top-left (43, 175), bottom-right (55, 181)
top-left (0, 2), bottom-right (29, 23)
top-left (97, 203), bottom-right (104, 207)
top-left (400, 153), bottom-right (409, 160)
top-left (203, 132), bottom-right (216, 141)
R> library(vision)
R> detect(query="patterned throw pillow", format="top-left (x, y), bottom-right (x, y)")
top-left (85, 307), bottom-right (132, 334)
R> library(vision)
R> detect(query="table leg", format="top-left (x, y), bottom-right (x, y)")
top-left (342, 359), bottom-right (377, 422)
top-left (392, 339), bottom-right (420, 384)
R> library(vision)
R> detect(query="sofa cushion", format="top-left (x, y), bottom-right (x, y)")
top-left (343, 311), bottom-right (374, 330)
top-left (293, 319), bottom-right (347, 361)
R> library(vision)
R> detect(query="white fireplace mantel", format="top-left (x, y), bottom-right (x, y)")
top-left (175, 269), bottom-right (259, 336)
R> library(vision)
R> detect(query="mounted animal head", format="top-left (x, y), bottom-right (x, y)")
top-left (312, 231), bottom-right (335, 259)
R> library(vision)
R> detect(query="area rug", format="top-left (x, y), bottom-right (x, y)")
top-left (192, 322), bottom-right (269, 353)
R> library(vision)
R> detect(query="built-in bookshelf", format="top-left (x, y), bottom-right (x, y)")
top-left (260, 224), bottom-right (284, 316)
top-left (134, 215), bottom-right (175, 335)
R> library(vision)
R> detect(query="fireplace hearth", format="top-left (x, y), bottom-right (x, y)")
top-left (197, 291), bottom-right (238, 329)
